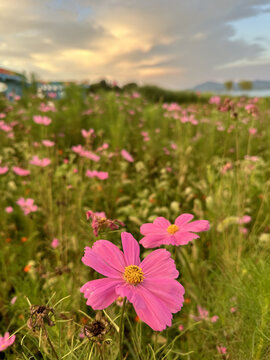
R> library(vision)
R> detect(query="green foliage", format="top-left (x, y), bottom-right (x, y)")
top-left (139, 85), bottom-right (209, 104)
top-left (224, 81), bottom-right (233, 91)
top-left (238, 81), bottom-right (253, 91)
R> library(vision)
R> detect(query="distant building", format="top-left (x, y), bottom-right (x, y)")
top-left (37, 81), bottom-right (90, 99)
top-left (37, 81), bottom-right (66, 99)
top-left (0, 67), bottom-right (25, 98)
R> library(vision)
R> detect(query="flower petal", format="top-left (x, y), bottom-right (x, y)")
top-left (82, 244), bottom-right (123, 278)
top-left (175, 214), bottom-right (194, 227)
top-left (121, 232), bottom-right (140, 266)
top-left (92, 240), bottom-right (126, 272)
top-left (139, 233), bottom-right (169, 248)
top-left (140, 223), bottom-right (158, 235)
top-left (132, 285), bottom-right (173, 331)
top-left (80, 278), bottom-right (120, 309)
top-left (141, 249), bottom-right (179, 279)
top-left (153, 217), bottom-right (171, 228)
top-left (142, 279), bottom-right (185, 313)
top-left (182, 220), bottom-right (210, 232)
top-left (174, 232), bottom-right (199, 245)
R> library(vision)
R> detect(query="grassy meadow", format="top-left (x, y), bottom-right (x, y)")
top-left (0, 87), bottom-right (270, 359)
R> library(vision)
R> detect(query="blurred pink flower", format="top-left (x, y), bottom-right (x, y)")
top-left (240, 227), bottom-right (248, 235)
top-left (80, 232), bottom-right (185, 331)
top-left (86, 170), bottom-right (108, 180)
top-left (238, 215), bottom-right (251, 224)
top-left (86, 210), bottom-right (124, 237)
top-left (230, 307), bottom-right (237, 313)
top-left (80, 150), bottom-right (100, 162)
top-left (81, 128), bottom-right (95, 138)
top-left (140, 214), bottom-right (209, 248)
top-left (217, 345), bottom-right (227, 355)
top-left (178, 324), bottom-right (184, 331)
top-left (10, 296), bottom-right (17, 305)
top-left (86, 210), bottom-right (106, 220)
top-left (249, 128), bottom-right (257, 135)
top-left (33, 115), bottom-right (52, 126)
top-left (42, 140), bottom-right (55, 147)
top-left (0, 332), bottom-right (16, 351)
top-left (51, 238), bottom-right (59, 248)
top-left (30, 156), bottom-right (51, 167)
top-left (209, 96), bottom-right (221, 105)
top-left (211, 315), bottom-right (219, 323)
top-left (190, 306), bottom-right (219, 323)
top-left (121, 149), bottom-right (134, 162)
top-left (96, 143), bottom-right (109, 152)
top-left (221, 162), bottom-right (232, 174)
top-left (12, 166), bottom-right (30, 176)
top-left (245, 155), bottom-right (259, 162)
top-left (5, 207), bottom-right (13, 213)
top-left (17, 198), bottom-right (38, 215)
top-left (72, 144), bottom-right (83, 154)
top-left (0, 166), bottom-right (9, 175)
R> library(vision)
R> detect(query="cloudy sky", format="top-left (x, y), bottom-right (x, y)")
top-left (0, 0), bottom-right (270, 89)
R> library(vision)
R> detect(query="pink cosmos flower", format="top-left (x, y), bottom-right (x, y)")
top-left (86, 211), bottom-right (106, 220)
top-left (0, 166), bottom-right (9, 175)
top-left (51, 238), bottom-right (59, 248)
top-left (80, 150), bottom-right (100, 162)
top-left (11, 296), bottom-right (17, 305)
top-left (33, 115), bottom-right (52, 126)
top-left (42, 140), bottom-right (55, 147)
top-left (30, 156), bottom-right (51, 167)
top-left (221, 162), bottom-right (233, 174)
top-left (211, 315), bottom-right (219, 323)
top-left (121, 149), bottom-right (134, 162)
top-left (245, 155), bottom-right (259, 162)
top-left (140, 214), bottom-right (209, 248)
top-left (96, 143), bottom-right (109, 152)
top-left (81, 232), bottom-right (185, 331)
top-left (86, 210), bottom-right (124, 237)
top-left (238, 215), bottom-right (251, 224)
top-left (217, 345), bottom-right (227, 355)
top-left (12, 166), bottom-right (30, 176)
top-left (81, 128), bottom-right (95, 138)
top-left (0, 332), bottom-right (16, 351)
top-left (86, 170), bottom-right (108, 180)
top-left (72, 145), bottom-right (84, 154)
top-left (17, 198), bottom-right (38, 215)
top-left (249, 127), bottom-right (257, 135)
top-left (209, 96), bottom-right (221, 105)
top-left (190, 306), bottom-right (219, 323)
top-left (5, 207), bottom-right (13, 213)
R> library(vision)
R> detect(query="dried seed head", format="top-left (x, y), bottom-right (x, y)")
top-left (83, 312), bottom-right (111, 344)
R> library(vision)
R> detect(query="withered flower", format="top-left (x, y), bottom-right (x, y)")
top-left (27, 305), bottom-right (55, 331)
top-left (86, 210), bottom-right (125, 237)
top-left (83, 312), bottom-right (111, 345)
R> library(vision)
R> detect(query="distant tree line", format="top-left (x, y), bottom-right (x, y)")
top-left (224, 80), bottom-right (253, 91)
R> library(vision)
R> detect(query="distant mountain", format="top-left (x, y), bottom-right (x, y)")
top-left (193, 80), bottom-right (270, 92)
top-left (193, 81), bottom-right (225, 92)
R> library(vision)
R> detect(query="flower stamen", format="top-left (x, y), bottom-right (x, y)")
top-left (124, 265), bottom-right (144, 285)
top-left (167, 224), bottom-right (179, 235)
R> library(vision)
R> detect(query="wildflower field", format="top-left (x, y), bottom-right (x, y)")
top-left (1, 88), bottom-right (270, 359)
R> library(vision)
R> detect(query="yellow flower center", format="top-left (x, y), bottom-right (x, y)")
top-left (124, 265), bottom-right (144, 285)
top-left (167, 224), bottom-right (179, 235)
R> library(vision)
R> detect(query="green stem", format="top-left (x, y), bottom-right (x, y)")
top-left (119, 297), bottom-right (127, 360)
